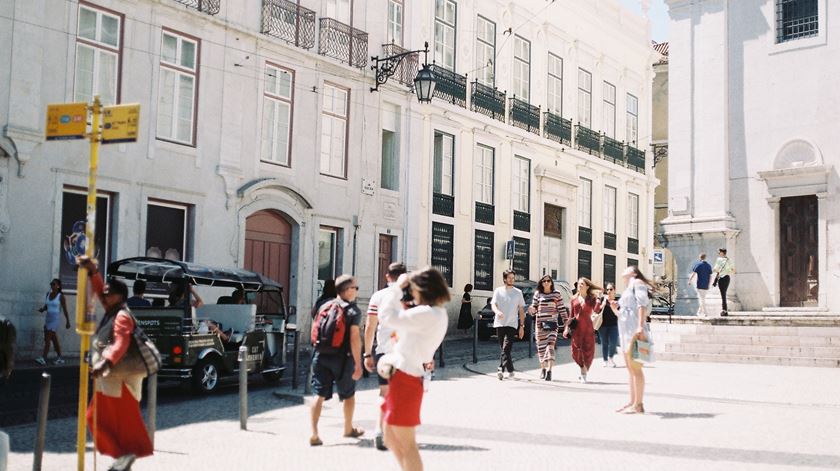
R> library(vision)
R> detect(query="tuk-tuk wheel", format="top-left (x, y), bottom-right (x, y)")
top-left (192, 357), bottom-right (221, 394)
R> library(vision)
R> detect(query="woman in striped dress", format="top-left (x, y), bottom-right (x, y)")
top-left (528, 275), bottom-right (568, 381)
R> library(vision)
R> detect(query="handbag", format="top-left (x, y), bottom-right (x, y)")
top-left (712, 273), bottom-right (719, 287)
top-left (631, 339), bottom-right (653, 364)
top-left (92, 310), bottom-right (162, 378)
top-left (539, 320), bottom-right (558, 331)
top-left (591, 300), bottom-right (605, 330)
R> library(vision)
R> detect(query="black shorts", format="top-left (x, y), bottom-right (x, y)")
top-left (311, 352), bottom-right (356, 400)
top-left (374, 353), bottom-right (389, 387)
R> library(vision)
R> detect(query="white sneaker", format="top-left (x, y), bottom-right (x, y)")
top-left (608, 358), bottom-right (617, 368)
top-left (497, 370), bottom-right (504, 381)
top-left (506, 371), bottom-right (515, 379)
top-left (603, 361), bottom-right (609, 367)
top-left (579, 374), bottom-right (587, 384)
top-left (54, 357), bottom-right (65, 365)
top-left (35, 357), bottom-right (46, 366)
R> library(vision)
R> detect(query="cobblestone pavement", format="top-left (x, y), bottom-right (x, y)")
top-left (5, 339), bottom-right (840, 470)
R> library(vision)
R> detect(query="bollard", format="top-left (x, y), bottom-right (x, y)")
top-left (33, 372), bottom-right (51, 471)
top-left (472, 318), bottom-right (478, 364)
top-left (290, 324), bottom-right (299, 390)
top-left (1, 431), bottom-right (9, 471)
top-left (238, 346), bottom-right (248, 431)
top-left (146, 374), bottom-right (157, 447)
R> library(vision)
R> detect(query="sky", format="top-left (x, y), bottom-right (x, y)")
top-left (619, 0), bottom-right (670, 42)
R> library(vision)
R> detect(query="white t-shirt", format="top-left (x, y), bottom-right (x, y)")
top-left (491, 286), bottom-right (525, 329)
top-left (367, 284), bottom-right (402, 355)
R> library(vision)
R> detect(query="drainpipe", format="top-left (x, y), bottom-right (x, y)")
top-left (351, 215), bottom-right (360, 275)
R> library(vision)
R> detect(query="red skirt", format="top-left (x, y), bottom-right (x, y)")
top-left (381, 369), bottom-right (424, 427)
top-left (87, 384), bottom-right (153, 458)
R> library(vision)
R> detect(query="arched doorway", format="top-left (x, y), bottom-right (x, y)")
top-left (244, 210), bottom-right (292, 296)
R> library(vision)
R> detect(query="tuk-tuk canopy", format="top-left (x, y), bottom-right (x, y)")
top-left (107, 257), bottom-right (283, 292)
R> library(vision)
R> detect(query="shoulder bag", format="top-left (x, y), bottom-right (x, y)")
top-left (92, 310), bottom-right (162, 378)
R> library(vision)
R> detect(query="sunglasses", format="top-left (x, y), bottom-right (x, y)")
top-left (541, 280), bottom-right (552, 283)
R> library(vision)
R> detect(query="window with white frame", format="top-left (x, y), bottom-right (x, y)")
top-left (628, 192), bottom-right (639, 239)
top-left (603, 82), bottom-right (616, 138)
top-left (261, 64), bottom-right (294, 166)
top-left (577, 68), bottom-right (592, 127)
top-left (604, 185), bottom-right (617, 234)
top-left (146, 201), bottom-right (189, 261)
top-left (547, 53), bottom-right (563, 115)
top-left (626, 93), bottom-right (639, 146)
top-left (387, 0), bottom-right (404, 46)
top-left (475, 15), bottom-right (495, 86)
top-left (473, 144), bottom-right (494, 205)
top-left (157, 30), bottom-right (198, 145)
top-left (320, 83), bottom-right (349, 177)
top-left (318, 227), bottom-right (341, 281)
top-left (512, 156), bottom-right (530, 213)
top-left (433, 131), bottom-right (455, 196)
top-left (513, 36), bottom-right (531, 101)
top-left (434, 0), bottom-right (457, 70)
top-left (74, 4), bottom-right (121, 105)
top-left (578, 177), bottom-right (592, 229)
top-left (380, 103), bottom-right (400, 191)
top-left (326, 0), bottom-right (351, 24)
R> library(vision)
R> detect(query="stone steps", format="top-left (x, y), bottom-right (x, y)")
top-left (656, 351), bottom-right (840, 368)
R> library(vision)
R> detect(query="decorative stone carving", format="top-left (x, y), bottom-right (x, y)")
top-left (773, 139), bottom-right (823, 170)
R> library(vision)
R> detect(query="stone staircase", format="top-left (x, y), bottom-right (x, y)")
top-left (649, 313), bottom-right (840, 368)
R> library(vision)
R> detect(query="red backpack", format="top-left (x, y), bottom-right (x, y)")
top-left (311, 301), bottom-right (348, 354)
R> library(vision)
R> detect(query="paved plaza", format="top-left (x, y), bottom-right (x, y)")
top-left (5, 346), bottom-right (840, 471)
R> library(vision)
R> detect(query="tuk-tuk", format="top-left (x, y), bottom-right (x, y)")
top-left (107, 257), bottom-right (288, 393)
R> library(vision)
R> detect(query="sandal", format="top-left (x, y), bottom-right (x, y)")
top-left (343, 427), bottom-right (365, 438)
top-left (309, 436), bottom-right (323, 447)
top-left (623, 403), bottom-right (645, 415)
top-left (615, 403), bottom-right (633, 413)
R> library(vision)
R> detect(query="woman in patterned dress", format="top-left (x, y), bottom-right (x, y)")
top-left (528, 275), bottom-right (568, 381)
top-left (565, 278), bottom-right (603, 383)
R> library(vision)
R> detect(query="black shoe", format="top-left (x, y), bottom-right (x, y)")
top-left (545, 370), bottom-right (552, 381)
top-left (109, 454), bottom-right (136, 471)
top-left (720, 310), bottom-right (728, 317)
top-left (540, 369), bottom-right (546, 379)
top-left (375, 434), bottom-right (388, 451)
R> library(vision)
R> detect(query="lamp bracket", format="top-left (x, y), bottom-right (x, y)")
top-left (370, 42), bottom-right (430, 92)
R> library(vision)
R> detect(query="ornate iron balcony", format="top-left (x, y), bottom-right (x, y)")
top-left (261, 0), bottom-right (315, 49)
top-left (471, 81), bottom-right (505, 122)
top-left (318, 18), bottom-right (368, 68)
top-left (544, 112), bottom-right (572, 146)
top-left (575, 125), bottom-right (601, 155)
top-left (381, 43), bottom-right (419, 87)
top-left (433, 193), bottom-right (455, 217)
top-left (513, 211), bottom-right (531, 232)
top-left (604, 232), bottom-right (617, 250)
top-left (475, 202), bottom-right (495, 225)
top-left (578, 226), bottom-right (592, 245)
top-left (509, 97), bottom-right (540, 135)
top-left (430, 64), bottom-right (466, 107)
top-left (602, 135), bottom-right (625, 165)
top-left (626, 145), bottom-right (646, 174)
top-left (628, 237), bottom-right (639, 254)
top-left (171, 0), bottom-right (220, 15)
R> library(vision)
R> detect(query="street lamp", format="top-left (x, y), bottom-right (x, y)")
top-left (370, 41), bottom-right (436, 103)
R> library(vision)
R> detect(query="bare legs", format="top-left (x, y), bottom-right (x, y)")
top-left (42, 331), bottom-right (62, 358)
top-left (342, 396), bottom-right (356, 436)
top-left (310, 396), bottom-right (325, 443)
top-left (619, 351), bottom-right (645, 413)
top-left (384, 424), bottom-right (422, 471)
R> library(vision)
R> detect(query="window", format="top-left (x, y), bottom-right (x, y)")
top-left (475, 16), bottom-right (495, 86)
top-left (603, 254), bottom-right (616, 286)
top-left (318, 227), bottom-right (340, 281)
top-left (474, 230), bottom-right (494, 290)
top-left (512, 237), bottom-right (530, 282)
top-left (434, 0), bottom-right (457, 70)
top-left (387, 0), bottom-right (404, 46)
top-left (513, 36), bottom-right (531, 101)
top-left (577, 69), bottom-right (592, 127)
top-left (326, 0), bottom-right (351, 23)
top-left (777, 0), bottom-right (818, 42)
top-left (578, 178), bottom-right (592, 229)
top-left (603, 82), bottom-right (616, 138)
top-left (74, 4), bottom-right (122, 105)
top-left (380, 104), bottom-right (400, 190)
top-left (146, 201), bottom-right (188, 261)
top-left (157, 30), bottom-right (199, 145)
top-left (59, 189), bottom-right (112, 290)
top-left (626, 93), bottom-right (639, 146)
top-left (578, 249), bottom-right (592, 279)
top-left (547, 53), bottom-right (563, 115)
top-left (433, 131), bottom-right (455, 196)
top-left (628, 258), bottom-right (639, 268)
top-left (604, 185), bottom-right (617, 234)
top-left (431, 222), bottom-right (454, 286)
top-left (320, 83), bottom-right (349, 177)
top-left (261, 64), bottom-right (294, 166)
top-left (512, 156), bottom-right (530, 213)
top-left (544, 204), bottom-right (564, 239)
top-left (474, 144), bottom-right (494, 205)
top-left (628, 192), bottom-right (640, 239)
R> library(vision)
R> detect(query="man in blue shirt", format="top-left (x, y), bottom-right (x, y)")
top-left (688, 253), bottom-right (713, 317)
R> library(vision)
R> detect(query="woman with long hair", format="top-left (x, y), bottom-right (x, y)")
top-left (599, 283), bottom-right (620, 367)
top-left (456, 283), bottom-right (474, 333)
top-left (565, 277), bottom-right (602, 383)
top-left (528, 275), bottom-right (568, 381)
top-left (378, 267), bottom-right (450, 471)
top-left (611, 266), bottom-right (654, 414)
top-left (35, 278), bottom-right (70, 365)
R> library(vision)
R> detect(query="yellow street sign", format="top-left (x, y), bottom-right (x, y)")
top-left (101, 103), bottom-right (140, 144)
top-left (45, 102), bottom-right (87, 140)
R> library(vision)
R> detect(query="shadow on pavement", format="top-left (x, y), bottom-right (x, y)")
top-left (647, 412), bottom-right (717, 420)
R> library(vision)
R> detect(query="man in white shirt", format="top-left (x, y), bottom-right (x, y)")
top-left (364, 262), bottom-right (407, 451)
top-left (491, 270), bottom-right (526, 380)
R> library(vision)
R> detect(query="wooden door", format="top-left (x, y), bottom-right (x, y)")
top-left (377, 235), bottom-right (395, 289)
top-left (245, 211), bottom-right (292, 304)
top-left (779, 195), bottom-right (818, 307)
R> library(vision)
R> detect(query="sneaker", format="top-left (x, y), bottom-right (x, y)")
top-left (374, 434), bottom-right (387, 451)
top-left (497, 370), bottom-right (504, 381)
top-left (54, 357), bottom-right (66, 365)
top-left (603, 361), bottom-right (609, 367)
top-left (720, 310), bottom-right (728, 317)
top-left (109, 454), bottom-right (136, 471)
top-left (608, 358), bottom-right (617, 368)
top-left (35, 357), bottom-right (46, 366)
top-left (506, 371), bottom-right (515, 379)
top-left (579, 374), bottom-right (587, 384)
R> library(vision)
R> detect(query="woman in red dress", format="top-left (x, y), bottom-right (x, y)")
top-left (564, 277), bottom-right (603, 383)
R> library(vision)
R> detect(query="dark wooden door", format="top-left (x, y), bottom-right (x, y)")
top-left (245, 210), bottom-right (292, 299)
top-left (378, 235), bottom-right (395, 290)
top-left (779, 195), bottom-right (818, 307)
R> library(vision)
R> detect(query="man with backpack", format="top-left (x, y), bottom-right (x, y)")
top-left (309, 274), bottom-right (364, 446)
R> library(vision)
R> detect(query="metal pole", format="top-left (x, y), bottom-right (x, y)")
top-left (33, 372), bottom-right (51, 471)
top-left (238, 346), bottom-right (248, 430)
top-left (291, 325), bottom-right (299, 390)
top-left (146, 374), bottom-right (157, 447)
top-left (472, 319), bottom-right (478, 364)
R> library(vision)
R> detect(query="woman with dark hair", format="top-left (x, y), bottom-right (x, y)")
top-left (456, 283), bottom-right (474, 333)
top-left (168, 280), bottom-right (204, 309)
top-left (565, 277), bottom-right (603, 383)
top-left (378, 267), bottom-right (450, 471)
top-left (311, 279), bottom-right (337, 318)
top-left (35, 278), bottom-right (70, 365)
top-left (599, 283), bottom-right (620, 367)
top-left (611, 266), bottom-right (655, 414)
top-left (528, 275), bottom-right (568, 381)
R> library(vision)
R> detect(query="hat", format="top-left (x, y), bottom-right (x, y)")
top-left (335, 274), bottom-right (355, 293)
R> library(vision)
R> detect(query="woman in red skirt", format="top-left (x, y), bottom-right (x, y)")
top-left (378, 268), bottom-right (450, 471)
top-left (565, 277), bottom-right (603, 383)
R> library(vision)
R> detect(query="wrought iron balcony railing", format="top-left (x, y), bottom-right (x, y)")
top-left (578, 226), bottom-right (592, 245)
top-left (602, 136), bottom-right (625, 165)
top-left (604, 232), bottom-right (617, 250)
top-left (318, 18), bottom-right (368, 68)
top-left (626, 145), bottom-right (646, 174)
top-left (475, 202), bottom-right (495, 225)
top-left (261, 0), bottom-right (315, 49)
top-left (171, 0), bottom-right (220, 15)
top-left (381, 43), bottom-right (419, 87)
top-left (430, 64), bottom-right (466, 107)
top-left (513, 211), bottom-right (531, 232)
top-left (471, 81), bottom-right (505, 122)
top-left (509, 97), bottom-right (540, 135)
top-left (544, 112), bottom-right (572, 146)
top-left (433, 193), bottom-right (455, 218)
top-left (628, 237), bottom-right (639, 254)
top-left (575, 125), bottom-right (601, 155)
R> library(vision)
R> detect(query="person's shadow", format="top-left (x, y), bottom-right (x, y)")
top-left (647, 411), bottom-right (717, 420)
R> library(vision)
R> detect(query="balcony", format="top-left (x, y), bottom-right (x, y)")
top-left (544, 112), bottom-right (572, 146)
top-left (509, 97), bottom-right (540, 135)
top-left (604, 232), bottom-right (617, 250)
top-left (513, 211), bottom-right (531, 232)
top-left (578, 226), bottom-right (592, 245)
top-left (602, 135), bottom-right (625, 165)
top-left (432, 193), bottom-right (455, 218)
top-left (381, 43), bottom-right (419, 87)
top-left (626, 145), bottom-right (646, 174)
top-left (430, 65), bottom-right (466, 108)
top-left (261, 0), bottom-right (315, 49)
top-left (628, 237), bottom-right (639, 254)
top-left (471, 81), bottom-right (505, 122)
top-left (475, 202), bottom-right (495, 225)
top-left (171, 0), bottom-right (220, 15)
top-left (575, 125), bottom-right (601, 155)
top-left (318, 18), bottom-right (368, 68)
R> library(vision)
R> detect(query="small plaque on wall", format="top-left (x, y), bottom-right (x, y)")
top-left (362, 179), bottom-right (376, 196)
